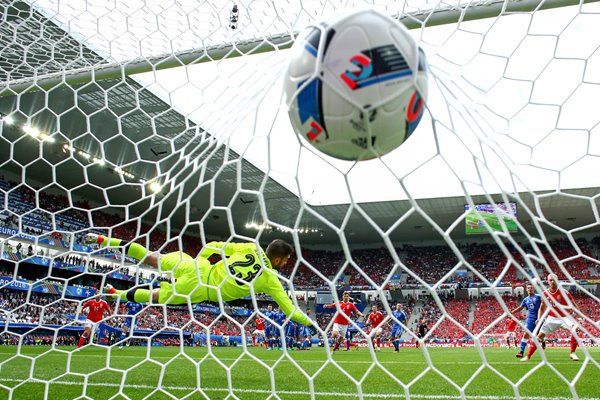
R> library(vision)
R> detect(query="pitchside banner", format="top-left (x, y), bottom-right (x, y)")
top-left (388, 342), bottom-right (598, 348)
top-left (194, 304), bottom-right (253, 317)
top-left (0, 227), bottom-right (66, 248)
top-left (195, 304), bottom-right (220, 314)
top-left (2, 252), bottom-right (154, 285)
top-left (96, 323), bottom-right (119, 345)
top-left (0, 226), bottom-right (36, 241)
top-left (0, 277), bottom-right (97, 298)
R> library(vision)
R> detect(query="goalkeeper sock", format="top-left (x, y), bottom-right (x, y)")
top-left (520, 340), bottom-right (527, 353)
top-left (133, 289), bottom-right (151, 303)
top-left (96, 235), bottom-right (148, 261)
top-left (109, 287), bottom-right (151, 303)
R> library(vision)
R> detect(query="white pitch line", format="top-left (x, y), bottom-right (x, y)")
top-left (0, 378), bottom-right (598, 400)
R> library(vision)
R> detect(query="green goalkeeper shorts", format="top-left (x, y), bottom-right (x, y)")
top-left (157, 252), bottom-right (211, 305)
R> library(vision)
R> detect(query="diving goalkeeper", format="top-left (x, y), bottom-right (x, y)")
top-left (85, 234), bottom-right (317, 332)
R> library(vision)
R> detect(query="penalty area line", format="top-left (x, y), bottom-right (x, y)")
top-left (0, 378), bottom-right (598, 400)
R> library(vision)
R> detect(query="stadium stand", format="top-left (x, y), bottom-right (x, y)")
top-left (1, 176), bottom-right (599, 346)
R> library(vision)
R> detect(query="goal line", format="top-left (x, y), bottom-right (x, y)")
top-left (0, 378), bottom-right (597, 400)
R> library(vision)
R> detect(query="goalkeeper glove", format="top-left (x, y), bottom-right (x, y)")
top-left (83, 233), bottom-right (101, 245)
top-left (307, 325), bottom-right (318, 337)
top-left (103, 284), bottom-right (116, 294)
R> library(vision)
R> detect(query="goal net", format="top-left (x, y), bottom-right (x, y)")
top-left (0, 0), bottom-right (599, 399)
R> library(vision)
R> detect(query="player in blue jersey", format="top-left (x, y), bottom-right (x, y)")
top-left (119, 301), bottom-right (144, 349)
top-left (264, 304), bottom-right (278, 350)
top-left (293, 322), bottom-right (304, 350)
top-left (295, 308), bottom-right (313, 350)
top-left (511, 282), bottom-right (542, 358)
top-left (285, 321), bottom-right (297, 350)
top-left (274, 306), bottom-right (286, 350)
top-left (391, 303), bottom-right (408, 352)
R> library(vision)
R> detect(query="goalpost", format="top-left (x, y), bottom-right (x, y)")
top-left (1, 0), bottom-right (600, 399)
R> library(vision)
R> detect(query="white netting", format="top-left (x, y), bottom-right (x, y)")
top-left (0, 0), bottom-right (600, 399)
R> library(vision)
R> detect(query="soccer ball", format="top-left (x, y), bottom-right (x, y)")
top-left (283, 9), bottom-right (429, 161)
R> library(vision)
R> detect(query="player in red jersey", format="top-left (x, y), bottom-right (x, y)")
top-left (523, 274), bottom-right (582, 361)
top-left (505, 318), bottom-right (517, 349)
top-left (323, 292), bottom-right (365, 351)
top-left (253, 317), bottom-right (266, 347)
top-left (77, 293), bottom-right (111, 349)
top-left (365, 305), bottom-right (385, 352)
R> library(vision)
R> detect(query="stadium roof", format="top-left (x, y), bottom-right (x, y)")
top-left (1, 0), bottom-right (599, 245)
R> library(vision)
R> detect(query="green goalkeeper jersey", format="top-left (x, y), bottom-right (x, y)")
top-left (199, 242), bottom-right (312, 327)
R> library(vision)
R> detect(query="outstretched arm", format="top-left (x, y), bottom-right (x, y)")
top-left (261, 274), bottom-right (313, 327)
top-left (84, 234), bottom-right (159, 269)
top-left (270, 289), bottom-right (313, 327)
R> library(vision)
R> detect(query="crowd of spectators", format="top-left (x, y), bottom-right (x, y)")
top-left (0, 284), bottom-right (598, 346)
top-left (0, 290), bottom-right (79, 325)
top-left (428, 298), bottom-right (471, 340)
top-left (0, 288), bottom-right (252, 338)
top-left (54, 254), bottom-right (117, 275)
top-left (471, 295), bottom-right (520, 335)
top-left (402, 245), bottom-right (461, 285)
top-left (287, 240), bottom-right (599, 292)
top-left (286, 249), bottom-right (347, 289)
top-left (1, 177), bottom-right (600, 347)
top-left (1, 172), bottom-right (599, 292)
top-left (575, 294), bottom-right (600, 338)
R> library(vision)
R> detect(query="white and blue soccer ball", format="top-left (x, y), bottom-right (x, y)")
top-left (284, 9), bottom-right (429, 161)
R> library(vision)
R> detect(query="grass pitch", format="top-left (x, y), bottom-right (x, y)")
top-left (0, 345), bottom-right (598, 399)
